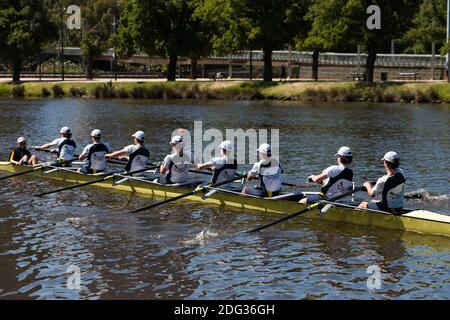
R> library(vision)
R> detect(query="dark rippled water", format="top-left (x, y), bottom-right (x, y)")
top-left (0, 99), bottom-right (449, 300)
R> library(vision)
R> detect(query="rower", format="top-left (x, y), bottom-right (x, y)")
top-left (105, 131), bottom-right (149, 176)
top-left (158, 135), bottom-right (193, 184)
top-left (241, 143), bottom-right (282, 197)
top-left (78, 129), bottom-right (111, 174)
top-left (358, 151), bottom-right (406, 215)
top-left (36, 127), bottom-right (77, 167)
top-left (196, 140), bottom-right (237, 185)
top-left (299, 146), bottom-right (354, 204)
top-left (9, 137), bottom-right (38, 166)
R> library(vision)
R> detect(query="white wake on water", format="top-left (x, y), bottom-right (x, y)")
top-left (182, 229), bottom-right (219, 245)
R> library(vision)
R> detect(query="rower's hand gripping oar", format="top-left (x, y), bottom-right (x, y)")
top-left (35, 165), bottom-right (159, 197)
top-left (243, 182), bottom-right (374, 234)
top-left (0, 158), bottom-right (79, 182)
top-left (129, 174), bottom-right (247, 214)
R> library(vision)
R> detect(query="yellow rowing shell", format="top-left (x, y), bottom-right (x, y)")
top-left (1, 162), bottom-right (449, 237)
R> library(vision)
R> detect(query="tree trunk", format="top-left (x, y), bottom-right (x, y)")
top-left (167, 55), bottom-right (178, 81)
top-left (312, 50), bottom-right (319, 82)
top-left (263, 48), bottom-right (273, 82)
top-left (365, 47), bottom-right (377, 83)
top-left (190, 57), bottom-right (198, 80)
top-left (12, 61), bottom-right (21, 82)
top-left (86, 53), bottom-right (94, 80)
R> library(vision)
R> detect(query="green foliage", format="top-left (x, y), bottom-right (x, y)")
top-left (78, 0), bottom-right (120, 79)
top-left (405, 0), bottom-right (446, 53)
top-left (114, 0), bottom-right (214, 81)
top-left (194, 0), bottom-right (310, 82)
top-left (11, 85), bottom-right (25, 98)
top-left (51, 84), bottom-right (65, 97)
top-left (0, 0), bottom-right (57, 81)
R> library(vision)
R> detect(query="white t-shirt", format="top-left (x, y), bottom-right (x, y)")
top-left (123, 144), bottom-right (140, 155)
top-left (123, 144), bottom-right (149, 174)
top-left (373, 168), bottom-right (406, 208)
top-left (321, 164), bottom-right (353, 198)
top-left (249, 159), bottom-right (282, 192)
top-left (208, 156), bottom-right (236, 183)
top-left (162, 151), bottom-right (192, 183)
top-left (50, 137), bottom-right (76, 160)
top-left (81, 142), bottom-right (111, 171)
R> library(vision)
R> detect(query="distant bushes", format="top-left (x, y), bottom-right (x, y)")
top-left (11, 85), bottom-right (25, 98)
top-left (51, 84), bottom-right (65, 98)
top-left (2, 81), bottom-right (450, 103)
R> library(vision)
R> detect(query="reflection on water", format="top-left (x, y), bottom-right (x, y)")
top-left (0, 99), bottom-right (449, 299)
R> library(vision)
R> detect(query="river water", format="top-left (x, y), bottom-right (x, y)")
top-left (0, 99), bottom-right (449, 300)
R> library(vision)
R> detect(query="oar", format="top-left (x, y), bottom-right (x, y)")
top-left (188, 169), bottom-right (308, 188)
top-left (0, 158), bottom-right (78, 182)
top-left (129, 173), bottom-right (247, 214)
top-left (32, 147), bottom-right (137, 166)
top-left (243, 183), bottom-right (372, 233)
top-left (35, 165), bottom-right (159, 197)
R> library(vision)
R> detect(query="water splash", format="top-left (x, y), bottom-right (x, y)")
top-left (182, 229), bottom-right (219, 245)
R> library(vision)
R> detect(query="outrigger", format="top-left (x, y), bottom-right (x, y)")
top-left (1, 161), bottom-right (449, 237)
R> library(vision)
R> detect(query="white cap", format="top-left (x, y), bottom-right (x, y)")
top-left (132, 130), bottom-right (145, 141)
top-left (219, 140), bottom-right (233, 151)
top-left (170, 135), bottom-right (183, 145)
top-left (335, 146), bottom-right (352, 157)
top-left (60, 126), bottom-right (71, 134)
top-left (17, 137), bottom-right (27, 144)
top-left (91, 129), bottom-right (102, 138)
top-left (382, 151), bottom-right (399, 163)
top-left (257, 143), bottom-right (271, 155)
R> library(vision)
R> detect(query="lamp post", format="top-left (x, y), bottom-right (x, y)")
top-left (60, 5), bottom-right (66, 81)
top-left (112, 15), bottom-right (117, 81)
top-left (447, 0), bottom-right (450, 82)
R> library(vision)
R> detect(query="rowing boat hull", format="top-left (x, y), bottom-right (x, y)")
top-left (1, 162), bottom-right (449, 237)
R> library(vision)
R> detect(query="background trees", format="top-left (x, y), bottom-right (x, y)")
top-left (0, 0), bottom-right (448, 83)
top-left (0, 0), bottom-right (57, 81)
top-left (195, 0), bottom-right (310, 82)
top-left (405, 0), bottom-right (446, 54)
top-left (114, 0), bottom-right (213, 81)
top-left (79, 0), bottom-right (120, 80)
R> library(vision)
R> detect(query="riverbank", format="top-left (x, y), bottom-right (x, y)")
top-left (1, 80), bottom-right (450, 103)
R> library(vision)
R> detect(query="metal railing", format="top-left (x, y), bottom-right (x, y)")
top-left (42, 48), bottom-right (446, 68)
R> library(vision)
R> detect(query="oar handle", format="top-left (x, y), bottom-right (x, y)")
top-left (244, 182), bottom-right (374, 234)
top-left (35, 164), bottom-right (160, 197)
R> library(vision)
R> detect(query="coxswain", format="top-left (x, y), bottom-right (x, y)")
top-left (9, 137), bottom-right (38, 166)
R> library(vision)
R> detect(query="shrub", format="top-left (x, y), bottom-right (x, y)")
top-left (69, 86), bottom-right (86, 98)
top-left (11, 85), bottom-right (25, 98)
top-left (51, 84), bottom-right (65, 98)
top-left (41, 87), bottom-right (51, 98)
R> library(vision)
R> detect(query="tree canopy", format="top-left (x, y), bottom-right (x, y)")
top-left (0, 0), bottom-right (57, 81)
top-left (195, 0), bottom-right (310, 81)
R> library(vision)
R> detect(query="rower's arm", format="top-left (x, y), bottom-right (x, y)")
top-left (106, 149), bottom-right (127, 159)
top-left (38, 142), bottom-right (55, 150)
top-left (364, 181), bottom-right (376, 197)
top-left (308, 172), bottom-right (327, 184)
top-left (160, 164), bottom-right (168, 174)
top-left (197, 163), bottom-right (213, 171)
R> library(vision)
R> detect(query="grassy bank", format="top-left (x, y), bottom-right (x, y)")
top-left (1, 80), bottom-right (450, 103)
